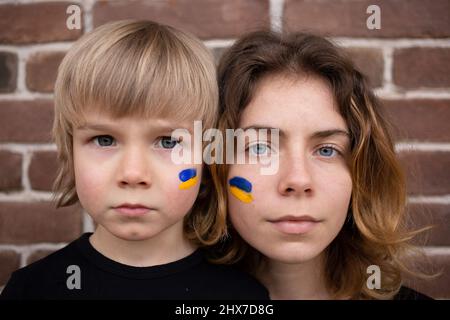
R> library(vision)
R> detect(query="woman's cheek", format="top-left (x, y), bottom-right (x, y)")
top-left (227, 165), bottom-right (265, 211)
top-left (324, 170), bottom-right (352, 206)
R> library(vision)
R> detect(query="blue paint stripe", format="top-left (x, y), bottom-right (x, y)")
top-left (179, 168), bottom-right (197, 182)
top-left (229, 176), bottom-right (252, 193)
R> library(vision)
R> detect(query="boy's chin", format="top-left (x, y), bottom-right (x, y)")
top-left (116, 230), bottom-right (156, 241)
top-left (103, 226), bottom-right (158, 242)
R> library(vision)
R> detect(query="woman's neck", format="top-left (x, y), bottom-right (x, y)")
top-left (89, 225), bottom-right (197, 267)
top-left (257, 253), bottom-right (332, 300)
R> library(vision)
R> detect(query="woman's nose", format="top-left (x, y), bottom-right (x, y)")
top-left (277, 152), bottom-right (313, 197)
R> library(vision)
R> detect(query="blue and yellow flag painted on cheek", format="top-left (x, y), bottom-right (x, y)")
top-left (179, 168), bottom-right (198, 190)
top-left (229, 176), bottom-right (253, 203)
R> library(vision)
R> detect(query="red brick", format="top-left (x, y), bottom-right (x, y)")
top-left (404, 253), bottom-right (450, 299)
top-left (27, 249), bottom-right (56, 265)
top-left (0, 52), bottom-right (17, 93)
top-left (0, 2), bottom-right (82, 44)
top-left (93, 0), bottom-right (269, 39)
top-left (407, 203), bottom-right (450, 247)
top-left (0, 250), bottom-right (20, 286)
top-left (398, 152), bottom-right (450, 196)
top-left (26, 52), bottom-right (66, 93)
top-left (0, 202), bottom-right (82, 244)
top-left (393, 48), bottom-right (450, 89)
top-left (29, 151), bottom-right (58, 192)
top-left (383, 99), bottom-right (450, 142)
top-left (0, 151), bottom-right (22, 192)
top-left (345, 48), bottom-right (383, 88)
top-left (284, 0), bottom-right (450, 38)
top-left (0, 100), bottom-right (54, 143)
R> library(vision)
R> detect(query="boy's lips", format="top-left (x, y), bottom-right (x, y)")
top-left (268, 215), bottom-right (322, 235)
top-left (113, 203), bottom-right (152, 217)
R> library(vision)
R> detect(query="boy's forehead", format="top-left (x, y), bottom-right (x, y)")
top-left (75, 110), bottom-right (196, 131)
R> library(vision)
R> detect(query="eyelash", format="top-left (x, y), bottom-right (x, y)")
top-left (316, 144), bottom-right (342, 157)
top-left (245, 142), bottom-right (272, 155)
top-left (244, 142), bottom-right (343, 161)
top-left (245, 142), bottom-right (341, 153)
top-left (155, 136), bottom-right (182, 149)
top-left (89, 135), bottom-right (182, 149)
top-left (91, 135), bottom-right (115, 147)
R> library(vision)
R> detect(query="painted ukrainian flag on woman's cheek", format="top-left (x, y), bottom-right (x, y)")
top-left (229, 176), bottom-right (253, 203)
top-left (178, 168), bottom-right (198, 190)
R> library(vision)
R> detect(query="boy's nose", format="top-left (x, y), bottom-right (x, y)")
top-left (117, 149), bottom-right (152, 188)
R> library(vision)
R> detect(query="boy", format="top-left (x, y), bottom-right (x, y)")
top-left (0, 20), bottom-right (268, 300)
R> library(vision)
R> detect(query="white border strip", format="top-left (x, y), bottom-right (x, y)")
top-left (269, 0), bottom-right (284, 32)
top-left (408, 195), bottom-right (450, 205)
top-left (395, 143), bottom-right (450, 152)
top-left (332, 38), bottom-right (450, 48)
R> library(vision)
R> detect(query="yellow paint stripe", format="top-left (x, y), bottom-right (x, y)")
top-left (230, 186), bottom-right (253, 203)
top-left (179, 176), bottom-right (198, 190)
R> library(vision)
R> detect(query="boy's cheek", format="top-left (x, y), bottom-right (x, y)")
top-left (175, 183), bottom-right (201, 203)
top-left (166, 166), bottom-right (202, 200)
top-left (162, 172), bottom-right (202, 215)
top-left (74, 172), bottom-right (106, 210)
top-left (74, 163), bottom-right (108, 191)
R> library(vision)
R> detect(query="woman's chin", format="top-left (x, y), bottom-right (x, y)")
top-left (260, 245), bottom-right (324, 265)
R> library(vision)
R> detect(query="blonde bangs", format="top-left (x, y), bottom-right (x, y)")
top-left (55, 20), bottom-right (217, 130)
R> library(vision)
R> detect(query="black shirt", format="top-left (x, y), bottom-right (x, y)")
top-left (0, 233), bottom-right (269, 300)
top-left (394, 286), bottom-right (433, 300)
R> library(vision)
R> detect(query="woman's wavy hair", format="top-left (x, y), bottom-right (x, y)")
top-left (211, 30), bottom-right (433, 299)
top-left (53, 20), bottom-right (226, 246)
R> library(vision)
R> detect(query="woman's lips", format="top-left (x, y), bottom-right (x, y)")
top-left (269, 215), bottom-right (321, 234)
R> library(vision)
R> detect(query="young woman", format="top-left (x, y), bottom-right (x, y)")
top-left (211, 30), bottom-right (433, 300)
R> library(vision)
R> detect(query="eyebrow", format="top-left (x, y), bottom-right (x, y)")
top-left (242, 125), bottom-right (350, 140)
top-left (242, 126), bottom-right (286, 138)
top-left (309, 129), bottom-right (350, 140)
top-left (76, 123), bottom-right (115, 131)
top-left (76, 122), bottom-right (193, 133)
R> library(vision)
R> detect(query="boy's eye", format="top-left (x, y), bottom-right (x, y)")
top-left (317, 146), bottom-right (338, 157)
top-left (158, 136), bottom-right (179, 149)
top-left (93, 135), bottom-right (115, 147)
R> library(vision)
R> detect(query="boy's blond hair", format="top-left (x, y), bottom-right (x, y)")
top-left (53, 20), bottom-right (224, 245)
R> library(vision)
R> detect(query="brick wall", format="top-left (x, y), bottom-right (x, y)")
top-left (0, 0), bottom-right (449, 298)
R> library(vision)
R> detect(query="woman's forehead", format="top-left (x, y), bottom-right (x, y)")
top-left (239, 75), bottom-right (347, 135)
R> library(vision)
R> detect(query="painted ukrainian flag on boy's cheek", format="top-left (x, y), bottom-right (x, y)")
top-left (229, 176), bottom-right (253, 203)
top-left (178, 168), bottom-right (198, 190)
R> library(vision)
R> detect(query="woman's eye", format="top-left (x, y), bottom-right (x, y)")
top-left (158, 136), bottom-right (179, 149)
top-left (248, 143), bottom-right (269, 155)
top-left (93, 135), bottom-right (115, 147)
top-left (318, 146), bottom-right (338, 157)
